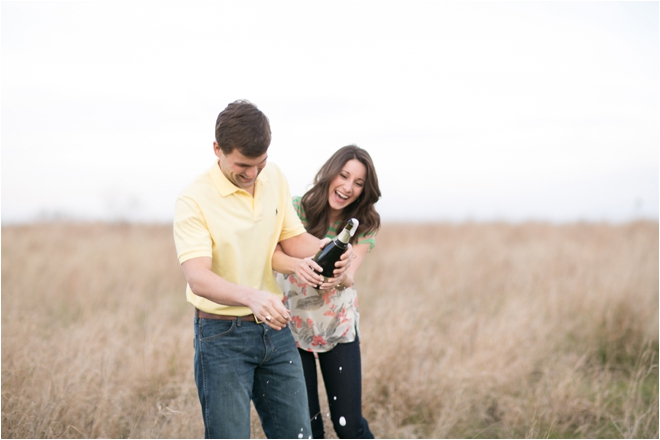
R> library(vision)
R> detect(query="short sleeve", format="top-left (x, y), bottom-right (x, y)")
top-left (277, 175), bottom-right (306, 242)
top-left (356, 229), bottom-right (376, 252)
top-left (173, 195), bottom-right (213, 263)
top-left (291, 196), bottom-right (306, 224)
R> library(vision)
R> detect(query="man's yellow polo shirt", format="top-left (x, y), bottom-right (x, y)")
top-left (173, 161), bottom-right (306, 316)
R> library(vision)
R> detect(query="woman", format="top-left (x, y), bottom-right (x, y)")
top-left (273, 145), bottom-right (381, 439)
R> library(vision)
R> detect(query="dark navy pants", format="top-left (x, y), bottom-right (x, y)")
top-left (298, 335), bottom-right (374, 439)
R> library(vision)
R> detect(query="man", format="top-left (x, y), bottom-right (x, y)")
top-left (173, 100), bottom-right (352, 439)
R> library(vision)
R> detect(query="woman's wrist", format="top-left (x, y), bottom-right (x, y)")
top-left (336, 273), bottom-right (351, 290)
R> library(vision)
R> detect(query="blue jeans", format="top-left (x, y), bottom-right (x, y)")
top-left (194, 316), bottom-right (312, 439)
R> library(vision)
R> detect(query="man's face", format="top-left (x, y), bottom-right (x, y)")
top-left (214, 142), bottom-right (268, 192)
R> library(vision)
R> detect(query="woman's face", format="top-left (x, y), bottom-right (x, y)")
top-left (327, 159), bottom-right (367, 216)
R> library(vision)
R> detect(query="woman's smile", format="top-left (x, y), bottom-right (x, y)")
top-left (327, 159), bottom-right (366, 213)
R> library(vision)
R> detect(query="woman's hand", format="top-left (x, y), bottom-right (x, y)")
top-left (318, 272), bottom-right (352, 291)
top-left (282, 238), bottom-right (355, 289)
top-left (293, 256), bottom-right (325, 287)
top-left (290, 237), bottom-right (332, 287)
top-left (332, 243), bottom-right (354, 279)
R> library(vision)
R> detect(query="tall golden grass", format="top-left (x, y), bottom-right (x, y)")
top-left (2, 221), bottom-right (658, 438)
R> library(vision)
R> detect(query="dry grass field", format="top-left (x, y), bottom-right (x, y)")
top-left (2, 221), bottom-right (658, 438)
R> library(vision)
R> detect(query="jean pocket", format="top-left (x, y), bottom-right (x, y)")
top-left (198, 319), bottom-right (235, 342)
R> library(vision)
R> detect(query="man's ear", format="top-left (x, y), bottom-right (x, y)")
top-left (213, 142), bottom-right (222, 159)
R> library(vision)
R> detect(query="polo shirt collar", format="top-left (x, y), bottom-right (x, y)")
top-left (210, 162), bottom-right (269, 197)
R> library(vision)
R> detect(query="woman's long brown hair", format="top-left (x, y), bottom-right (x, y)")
top-left (301, 145), bottom-right (381, 242)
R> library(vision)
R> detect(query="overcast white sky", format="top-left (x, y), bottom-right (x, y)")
top-left (2, 1), bottom-right (658, 223)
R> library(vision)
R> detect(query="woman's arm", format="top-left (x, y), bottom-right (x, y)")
top-left (272, 244), bottom-right (325, 287)
top-left (278, 233), bottom-right (354, 286)
top-left (271, 244), bottom-right (299, 274)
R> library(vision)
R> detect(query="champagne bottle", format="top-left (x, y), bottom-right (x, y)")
top-left (312, 218), bottom-right (359, 285)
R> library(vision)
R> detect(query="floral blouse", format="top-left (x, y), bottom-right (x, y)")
top-left (276, 196), bottom-right (375, 353)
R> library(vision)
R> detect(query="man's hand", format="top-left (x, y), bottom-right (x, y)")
top-left (246, 290), bottom-right (292, 331)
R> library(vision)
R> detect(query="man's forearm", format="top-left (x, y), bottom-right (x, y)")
top-left (181, 257), bottom-right (292, 330)
top-left (187, 266), bottom-right (254, 307)
top-left (181, 257), bottom-right (258, 308)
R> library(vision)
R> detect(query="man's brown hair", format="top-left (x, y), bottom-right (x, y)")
top-left (215, 100), bottom-right (271, 157)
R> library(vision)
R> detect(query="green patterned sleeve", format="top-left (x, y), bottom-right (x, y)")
top-left (356, 230), bottom-right (376, 252)
top-left (291, 196), bottom-right (306, 224)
